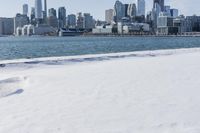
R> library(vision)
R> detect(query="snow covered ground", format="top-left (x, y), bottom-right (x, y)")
top-left (0, 48), bottom-right (200, 133)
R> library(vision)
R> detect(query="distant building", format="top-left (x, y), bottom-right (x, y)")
top-left (152, 3), bottom-right (161, 32)
top-left (170, 9), bottom-right (178, 18)
top-left (43, 0), bottom-right (47, 20)
top-left (186, 16), bottom-right (200, 32)
top-left (67, 14), bottom-right (76, 28)
top-left (47, 8), bottom-right (58, 28)
top-left (23, 4), bottom-right (28, 16)
top-left (164, 6), bottom-right (171, 17)
top-left (0, 18), bottom-right (14, 35)
top-left (35, 0), bottom-right (43, 23)
top-left (58, 7), bottom-right (66, 28)
top-left (14, 13), bottom-right (29, 35)
top-left (83, 13), bottom-right (94, 30)
top-left (105, 9), bottom-right (114, 24)
top-left (137, 0), bottom-right (145, 16)
top-left (30, 7), bottom-right (36, 25)
top-left (77, 12), bottom-right (84, 29)
top-left (153, 0), bottom-right (164, 12)
top-left (157, 12), bottom-right (178, 35)
top-left (114, 0), bottom-right (125, 22)
top-left (127, 4), bottom-right (137, 21)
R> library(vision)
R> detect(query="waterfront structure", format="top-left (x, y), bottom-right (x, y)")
top-left (127, 4), bottom-right (137, 21)
top-left (47, 8), bottom-right (58, 28)
top-left (170, 9), bottom-right (178, 18)
top-left (105, 9), bottom-right (114, 24)
top-left (153, 0), bottom-right (164, 12)
top-left (114, 0), bottom-right (125, 22)
top-left (0, 18), bottom-right (14, 35)
top-left (92, 25), bottom-right (113, 34)
top-left (14, 13), bottom-right (29, 35)
top-left (23, 4), bottom-right (28, 16)
top-left (58, 7), bottom-right (66, 28)
top-left (83, 13), bottom-right (94, 30)
top-left (186, 16), bottom-right (200, 32)
top-left (137, 0), bottom-right (145, 16)
top-left (67, 14), bottom-right (76, 28)
top-left (157, 12), bottom-right (178, 35)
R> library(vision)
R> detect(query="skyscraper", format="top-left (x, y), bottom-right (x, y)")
top-left (105, 9), bottom-right (114, 24)
top-left (127, 4), bottom-right (137, 19)
top-left (35, 0), bottom-right (43, 19)
top-left (153, 0), bottom-right (164, 11)
top-left (23, 4), bottom-right (28, 16)
top-left (83, 13), bottom-right (94, 30)
top-left (114, 0), bottom-right (125, 22)
top-left (44, 0), bottom-right (47, 17)
top-left (67, 14), bottom-right (76, 28)
top-left (137, 0), bottom-right (145, 16)
top-left (58, 7), bottom-right (66, 28)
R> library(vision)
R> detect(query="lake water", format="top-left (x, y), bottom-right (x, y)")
top-left (0, 36), bottom-right (200, 60)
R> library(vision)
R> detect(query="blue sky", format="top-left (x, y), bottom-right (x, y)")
top-left (0, 0), bottom-right (198, 20)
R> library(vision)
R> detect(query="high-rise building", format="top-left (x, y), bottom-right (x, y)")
top-left (83, 13), bottom-right (94, 30)
top-left (170, 9), bottom-right (178, 18)
top-left (77, 12), bottom-right (84, 29)
top-left (153, 0), bottom-right (164, 12)
top-left (58, 7), bottom-right (66, 28)
top-left (0, 18), bottom-right (14, 35)
top-left (44, 0), bottom-right (47, 19)
top-left (114, 0), bottom-right (125, 22)
top-left (164, 6), bottom-right (171, 17)
top-left (127, 4), bottom-right (137, 19)
top-left (30, 7), bottom-right (36, 25)
top-left (137, 0), bottom-right (145, 16)
top-left (23, 4), bottom-right (28, 16)
top-left (67, 14), bottom-right (76, 28)
top-left (47, 8), bottom-right (58, 28)
top-left (105, 9), bottom-right (114, 24)
top-left (152, 3), bottom-right (161, 31)
top-left (35, 0), bottom-right (43, 19)
top-left (124, 4), bottom-right (129, 17)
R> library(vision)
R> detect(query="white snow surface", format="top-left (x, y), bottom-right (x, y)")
top-left (1, 48), bottom-right (200, 133)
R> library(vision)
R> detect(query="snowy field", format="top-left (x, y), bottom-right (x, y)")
top-left (0, 48), bottom-right (200, 133)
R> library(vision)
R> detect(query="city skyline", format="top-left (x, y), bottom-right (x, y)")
top-left (0, 0), bottom-right (199, 20)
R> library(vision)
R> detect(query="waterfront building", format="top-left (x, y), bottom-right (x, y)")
top-left (77, 12), bottom-right (84, 29)
top-left (185, 16), bottom-right (200, 32)
top-left (170, 9), bottom-right (178, 18)
top-left (67, 14), bottom-right (76, 28)
top-left (153, 0), bottom-right (164, 12)
top-left (92, 25), bottom-right (113, 34)
top-left (127, 4), bottom-right (137, 22)
top-left (23, 4), bottom-right (28, 16)
top-left (114, 0), bottom-right (125, 22)
top-left (105, 9), bottom-right (114, 24)
top-left (47, 8), bottom-right (58, 28)
top-left (83, 13), bottom-right (94, 30)
top-left (157, 12), bottom-right (178, 35)
top-left (0, 18), bottom-right (14, 35)
top-left (58, 7), bottom-right (66, 28)
top-left (14, 13), bottom-right (29, 35)
top-left (137, 0), bottom-right (145, 16)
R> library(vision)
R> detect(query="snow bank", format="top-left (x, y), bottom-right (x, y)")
top-left (0, 48), bottom-right (200, 133)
